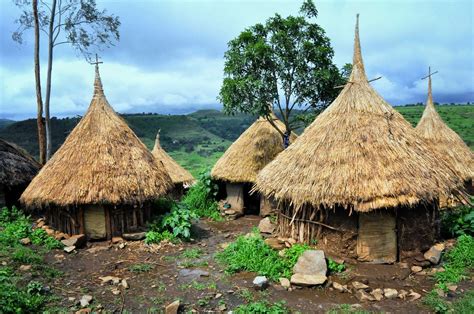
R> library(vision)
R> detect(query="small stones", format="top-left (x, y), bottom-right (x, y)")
top-left (165, 300), bottom-right (180, 314)
top-left (279, 277), bottom-right (291, 289)
top-left (215, 293), bottom-right (222, 299)
top-left (411, 266), bottom-right (423, 273)
top-left (447, 285), bottom-right (457, 292)
top-left (111, 237), bottom-right (124, 244)
top-left (332, 282), bottom-right (348, 293)
top-left (258, 217), bottom-right (276, 234)
top-left (19, 264), bottom-right (32, 271)
top-left (355, 290), bottom-right (375, 302)
top-left (253, 276), bottom-right (269, 290)
top-left (409, 290), bottom-right (421, 301)
top-left (424, 243), bottom-right (445, 265)
top-left (290, 273), bottom-right (327, 286)
top-left (122, 232), bottom-right (146, 241)
top-left (121, 279), bottom-right (129, 289)
top-left (398, 289), bottom-right (409, 300)
top-left (64, 246), bottom-right (76, 253)
top-left (111, 288), bottom-right (120, 295)
top-left (383, 288), bottom-right (398, 299)
top-left (79, 295), bottom-right (93, 308)
top-left (61, 234), bottom-right (87, 249)
top-left (99, 276), bottom-right (121, 285)
top-left (19, 237), bottom-right (31, 245)
top-left (264, 238), bottom-right (286, 250)
top-left (371, 288), bottom-right (384, 301)
top-left (351, 281), bottom-right (369, 290)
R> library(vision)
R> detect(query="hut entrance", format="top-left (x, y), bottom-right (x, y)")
top-left (243, 183), bottom-right (260, 215)
top-left (0, 187), bottom-right (5, 208)
top-left (357, 211), bottom-right (397, 263)
top-left (84, 205), bottom-right (107, 240)
top-left (225, 183), bottom-right (244, 215)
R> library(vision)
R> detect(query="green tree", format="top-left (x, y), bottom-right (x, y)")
top-left (12, 0), bottom-right (120, 161)
top-left (219, 0), bottom-right (345, 146)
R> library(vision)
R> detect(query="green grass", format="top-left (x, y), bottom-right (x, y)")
top-left (128, 263), bottom-right (153, 273)
top-left (180, 248), bottom-right (203, 259)
top-left (233, 300), bottom-right (289, 314)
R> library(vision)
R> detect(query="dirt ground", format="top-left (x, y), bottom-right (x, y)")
top-left (42, 215), bottom-right (472, 313)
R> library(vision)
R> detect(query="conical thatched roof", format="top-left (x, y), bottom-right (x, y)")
top-left (0, 138), bottom-right (40, 187)
top-left (415, 75), bottom-right (473, 181)
top-left (152, 131), bottom-right (194, 185)
top-left (21, 65), bottom-right (172, 207)
top-left (211, 114), bottom-right (297, 183)
top-left (255, 15), bottom-right (462, 212)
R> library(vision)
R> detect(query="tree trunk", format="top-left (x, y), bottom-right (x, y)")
top-left (44, 0), bottom-right (57, 161)
top-left (32, 0), bottom-right (46, 165)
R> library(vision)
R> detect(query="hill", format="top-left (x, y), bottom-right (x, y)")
top-left (0, 105), bottom-right (472, 176)
top-left (0, 119), bottom-right (15, 129)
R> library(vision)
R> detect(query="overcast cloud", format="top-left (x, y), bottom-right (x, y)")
top-left (0, 0), bottom-right (473, 120)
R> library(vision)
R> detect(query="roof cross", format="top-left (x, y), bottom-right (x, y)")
top-left (421, 66), bottom-right (438, 80)
top-left (89, 54), bottom-right (103, 67)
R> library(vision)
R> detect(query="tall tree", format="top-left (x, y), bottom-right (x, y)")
top-left (219, 0), bottom-right (345, 146)
top-left (12, 0), bottom-right (120, 161)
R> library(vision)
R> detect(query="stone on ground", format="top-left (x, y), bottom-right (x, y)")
top-left (61, 234), bottom-right (87, 248)
top-left (411, 265), bottom-right (422, 273)
top-left (371, 288), bottom-right (384, 301)
top-left (99, 276), bottom-right (121, 285)
top-left (384, 288), bottom-right (398, 299)
top-left (80, 295), bottom-right (93, 307)
top-left (165, 300), bottom-right (180, 314)
top-left (265, 238), bottom-right (286, 250)
top-left (293, 250), bottom-right (327, 277)
top-left (122, 232), bottom-right (146, 241)
top-left (253, 276), bottom-right (269, 290)
top-left (409, 290), bottom-right (421, 301)
top-left (424, 243), bottom-right (445, 264)
top-left (64, 246), bottom-right (76, 253)
top-left (351, 281), bottom-right (369, 290)
top-left (258, 217), bottom-right (276, 234)
top-left (19, 237), bottom-right (31, 245)
top-left (279, 277), bottom-right (291, 289)
top-left (290, 273), bottom-right (327, 286)
top-left (332, 281), bottom-right (348, 293)
top-left (121, 279), bottom-right (129, 289)
top-left (19, 264), bottom-right (32, 271)
top-left (355, 290), bottom-right (375, 302)
top-left (111, 237), bottom-right (124, 244)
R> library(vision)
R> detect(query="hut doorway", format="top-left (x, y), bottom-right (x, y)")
top-left (243, 184), bottom-right (260, 215)
top-left (225, 183), bottom-right (244, 214)
top-left (84, 205), bottom-right (107, 240)
top-left (357, 211), bottom-right (397, 263)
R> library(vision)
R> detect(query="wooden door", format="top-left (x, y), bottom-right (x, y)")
top-left (84, 205), bottom-right (107, 239)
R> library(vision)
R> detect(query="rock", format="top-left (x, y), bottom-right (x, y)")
top-left (111, 288), bottom-right (120, 295)
top-left (36, 220), bottom-right (45, 228)
top-left (219, 242), bottom-right (230, 250)
top-left (290, 273), bottom-right (327, 286)
top-left (100, 276), bottom-right (121, 285)
top-left (424, 243), bottom-right (445, 265)
top-left (80, 295), bottom-right (93, 307)
top-left (215, 293), bottom-right (222, 299)
top-left (447, 285), bottom-right (457, 292)
top-left (409, 290), bottom-right (421, 301)
top-left (64, 246), bottom-right (76, 253)
top-left (178, 269), bottom-right (210, 279)
top-left (121, 279), bottom-right (129, 289)
top-left (75, 309), bottom-right (91, 314)
top-left (54, 232), bottom-right (67, 240)
top-left (218, 304), bottom-right (227, 311)
top-left (253, 276), bottom-right (269, 290)
top-left (351, 281), bottom-right (369, 290)
top-left (45, 228), bottom-right (55, 236)
top-left (61, 234), bottom-right (86, 249)
top-left (111, 237), bottom-right (124, 244)
top-left (224, 209), bottom-right (236, 215)
top-left (122, 232), bottom-right (146, 241)
top-left (371, 288), bottom-right (384, 301)
top-left (293, 250), bottom-right (327, 277)
top-left (399, 262), bottom-right (409, 269)
top-left (19, 265), bottom-right (32, 271)
top-left (398, 289), bottom-right (409, 300)
top-left (118, 242), bottom-right (126, 249)
top-left (411, 266), bottom-right (423, 273)
top-left (265, 238), bottom-right (286, 250)
top-left (279, 278), bottom-right (291, 289)
top-left (384, 288), bottom-right (398, 299)
top-left (258, 217), bottom-right (276, 234)
top-left (68, 297), bottom-right (76, 302)
top-left (165, 300), bottom-right (180, 314)
top-left (355, 290), bottom-right (375, 302)
top-left (19, 238), bottom-right (31, 245)
top-left (332, 282), bottom-right (347, 293)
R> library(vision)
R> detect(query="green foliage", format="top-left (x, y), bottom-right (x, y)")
top-left (216, 231), bottom-right (310, 280)
top-left (128, 263), bottom-right (153, 273)
top-left (326, 304), bottom-right (370, 314)
top-left (182, 169), bottom-right (222, 221)
top-left (423, 290), bottom-right (449, 313)
top-left (424, 289), bottom-right (474, 314)
top-left (233, 300), bottom-right (289, 314)
top-left (12, 246), bottom-right (43, 265)
top-left (440, 204), bottom-right (474, 237)
top-left (180, 248), bottom-right (203, 259)
top-left (30, 228), bottom-right (63, 250)
top-left (328, 258), bottom-right (346, 273)
top-left (451, 289), bottom-right (474, 313)
top-left (144, 230), bottom-right (174, 244)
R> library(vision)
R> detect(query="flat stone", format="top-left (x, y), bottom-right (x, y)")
top-left (258, 217), bottom-right (276, 234)
top-left (265, 238), bottom-right (286, 250)
top-left (165, 300), bottom-right (180, 314)
top-left (279, 278), bottom-right (291, 289)
top-left (332, 282), bottom-right (347, 293)
top-left (99, 276), bottom-right (121, 285)
top-left (384, 288), bottom-right (398, 299)
top-left (351, 281), bottom-right (369, 290)
top-left (19, 264), bottom-right (32, 271)
top-left (424, 243), bottom-right (445, 265)
top-left (80, 295), bottom-right (93, 307)
top-left (45, 228), bottom-right (55, 236)
top-left (224, 209), bottom-right (236, 215)
top-left (409, 290), bottom-right (421, 301)
top-left (355, 290), bottom-right (375, 302)
top-left (398, 289), bottom-right (409, 300)
top-left (371, 288), bottom-right (384, 301)
top-left (54, 232), bottom-right (67, 240)
top-left (253, 276), bottom-right (269, 290)
top-left (411, 266), bottom-right (422, 273)
top-left (178, 269), bottom-right (210, 279)
top-left (290, 273), bottom-right (327, 286)
top-left (293, 250), bottom-right (327, 277)
top-left (19, 238), bottom-right (31, 245)
top-left (122, 232), bottom-right (146, 241)
top-left (121, 279), bottom-right (129, 289)
top-left (64, 246), bottom-right (76, 253)
top-left (61, 234), bottom-right (87, 249)
top-left (111, 237), bottom-right (124, 244)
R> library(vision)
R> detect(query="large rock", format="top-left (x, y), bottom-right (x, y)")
top-left (293, 250), bottom-right (327, 277)
top-left (123, 232), bottom-right (146, 241)
top-left (290, 273), bottom-right (327, 286)
top-left (253, 276), bottom-right (269, 290)
top-left (258, 218), bottom-right (276, 234)
top-left (61, 234), bottom-right (86, 248)
top-left (424, 243), bottom-right (445, 264)
top-left (384, 288), bottom-right (398, 299)
top-left (165, 300), bottom-right (180, 314)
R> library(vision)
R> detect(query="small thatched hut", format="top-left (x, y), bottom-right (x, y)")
top-left (255, 16), bottom-right (462, 263)
top-left (20, 65), bottom-right (173, 239)
top-left (0, 139), bottom-right (40, 208)
top-left (152, 130), bottom-right (195, 197)
top-left (415, 74), bottom-right (473, 195)
top-left (211, 113), bottom-right (296, 216)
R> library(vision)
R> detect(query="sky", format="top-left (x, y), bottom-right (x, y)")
top-left (0, 0), bottom-right (473, 120)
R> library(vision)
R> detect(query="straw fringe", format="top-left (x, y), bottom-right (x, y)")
top-left (0, 139), bottom-right (40, 187)
top-left (255, 15), bottom-right (463, 213)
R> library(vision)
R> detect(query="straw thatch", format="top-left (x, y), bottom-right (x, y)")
top-left (211, 114), bottom-right (297, 184)
top-left (152, 131), bottom-right (194, 185)
top-left (0, 138), bottom-right (40, 187)
top-left (255, 16), bottom-right (462, 213)
top-left (415, 76), bottom-right (473, 182)
top-left (21, 65), bottom-right (173, 207)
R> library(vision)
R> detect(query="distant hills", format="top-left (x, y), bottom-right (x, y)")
top-left (0, 105), bottom-right (472, 176)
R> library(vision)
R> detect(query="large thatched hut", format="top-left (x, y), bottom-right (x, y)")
top-left (20, 65), bottom-right (173, 240)
top-left (0, 139), bottom-right (40, 208)
top-left (211, 113), bottom-right (296, 216)
top-left (152, 130), bottom-right (194, 197)
top-left (255, 16), bottom-right (462, 263)
top-left (415, 75), bottom-right (473, 195)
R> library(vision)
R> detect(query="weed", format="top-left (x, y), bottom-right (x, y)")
top-left (238, 288), bottom-right (255, 303)
top-left (12, 246), bottom-right (43, 264)
top-left (197, 297), bottom-right (210, 307)
top-left (326, 304), bottom-right (370, 314)
top-left (328, 258), bottom-right (346, 273)
top-left (423, 290), bottom-right (449, 313)
top-left (129, 263), bottom-right (153, 273)
top-left (441, 204), bottom-right (474, 237)
top-left (451, 289), bottom-right (474, 313)
top-left (30, 228), bottom-right (63, 249)
top-left (180, 248), bottom-right (203, 259)
top-left (233, 300), bottom-right (289, 314)
top-left (180, 280), bottom-right (216, 291)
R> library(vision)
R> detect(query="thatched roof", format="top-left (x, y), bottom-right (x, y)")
top-left (255, 15), bottom-right (462, 212)
top-left (211, 114), bottom-right (297, 183)
top-left (0, 138), bottom-right (40, 187)
top-left (21, 65), bottom-right (173, 207)
top-left (415, 76), bottom-right (473, 181)
top-left (152, 131), bottom-right (194, 185)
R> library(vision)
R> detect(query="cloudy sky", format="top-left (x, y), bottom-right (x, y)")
top-left (0, 0), bottom-right (473, 120)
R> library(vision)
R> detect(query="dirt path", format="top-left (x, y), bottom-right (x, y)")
top-left (43, 216), bottom-right (471, 313)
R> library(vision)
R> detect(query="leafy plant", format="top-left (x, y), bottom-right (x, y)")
top-left (128, 263), bottom-right (153, 273)
top-left (30, 228), bottom-right (63, 250)
top-left (440, 204), bottom-right (474, 237)
top-left (233, 300), bottom-right (289, 314)
top-left (423, 290), bottom-right (449, 313)
top-left (145, 230), bottom-right (174, 244)
top-left (328, 258), bottom-right (346, 273)
top-left (180, 248), bottom-right (203, 259)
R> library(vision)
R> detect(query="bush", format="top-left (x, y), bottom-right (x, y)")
top-left (234, 300), bottom-right (289, 314)
top-left (182, 169), bottom-right (222, 221)
top-left (441, 204), bottom-right (474, 237)
top-left (30, 228), bottom-right (63, 250)
top-left (328, 258), bottom-right (346, 273)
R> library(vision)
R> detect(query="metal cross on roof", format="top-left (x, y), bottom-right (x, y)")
top-left (89, 54), bottom-right (103, 67)
top-left (421, 66), bottom-right (438, 80)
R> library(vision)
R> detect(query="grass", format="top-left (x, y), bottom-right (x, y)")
top-left (233, 300), bottom-right (289, 314)
top-left (326, 304), bottom-right (370, 314)
top-left (180, 248), bottom-right (203, 259)
top-left (179, 280), bottom-right (217, 291)
top-left (128, 263), bottom-right (153, 273)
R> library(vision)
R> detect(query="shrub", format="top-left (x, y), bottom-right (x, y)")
top-left (328, 258), bottom-right (346, 273)
top-left (30, 228), bottom-right (63, 250)
top-left (233, 300), bottom-right (289, 314)
top-left (440, 204), bottom-right (474, 237)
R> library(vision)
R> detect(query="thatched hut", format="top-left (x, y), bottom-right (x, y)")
top-left (20, 65), bottom-right (173, 240)
top-left (211, 114), bottom-right (296, 216)
top-left (255, 16), bottom-right (463, 263)
top-left (0, 139), bottom-right (40, 208)
top-left (152, 130), bottom-right (195, 197)
top-left (415, 75), bottom-right (473, 195)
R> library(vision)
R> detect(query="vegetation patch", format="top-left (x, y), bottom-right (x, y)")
top-left (128, 263), bottom-right (153, 273)
top-left (440, 203), bottom-right (474, 238)
top-left (233, 300), bottom-right (289, 314)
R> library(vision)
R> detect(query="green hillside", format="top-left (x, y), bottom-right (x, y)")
top-left (0, 105), bottom-right (472, 176)
top-left (0, 119), bottom-right (15, 129)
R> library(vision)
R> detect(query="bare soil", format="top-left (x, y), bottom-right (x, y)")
top-left (42, 215), bottom-right (472, 313)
